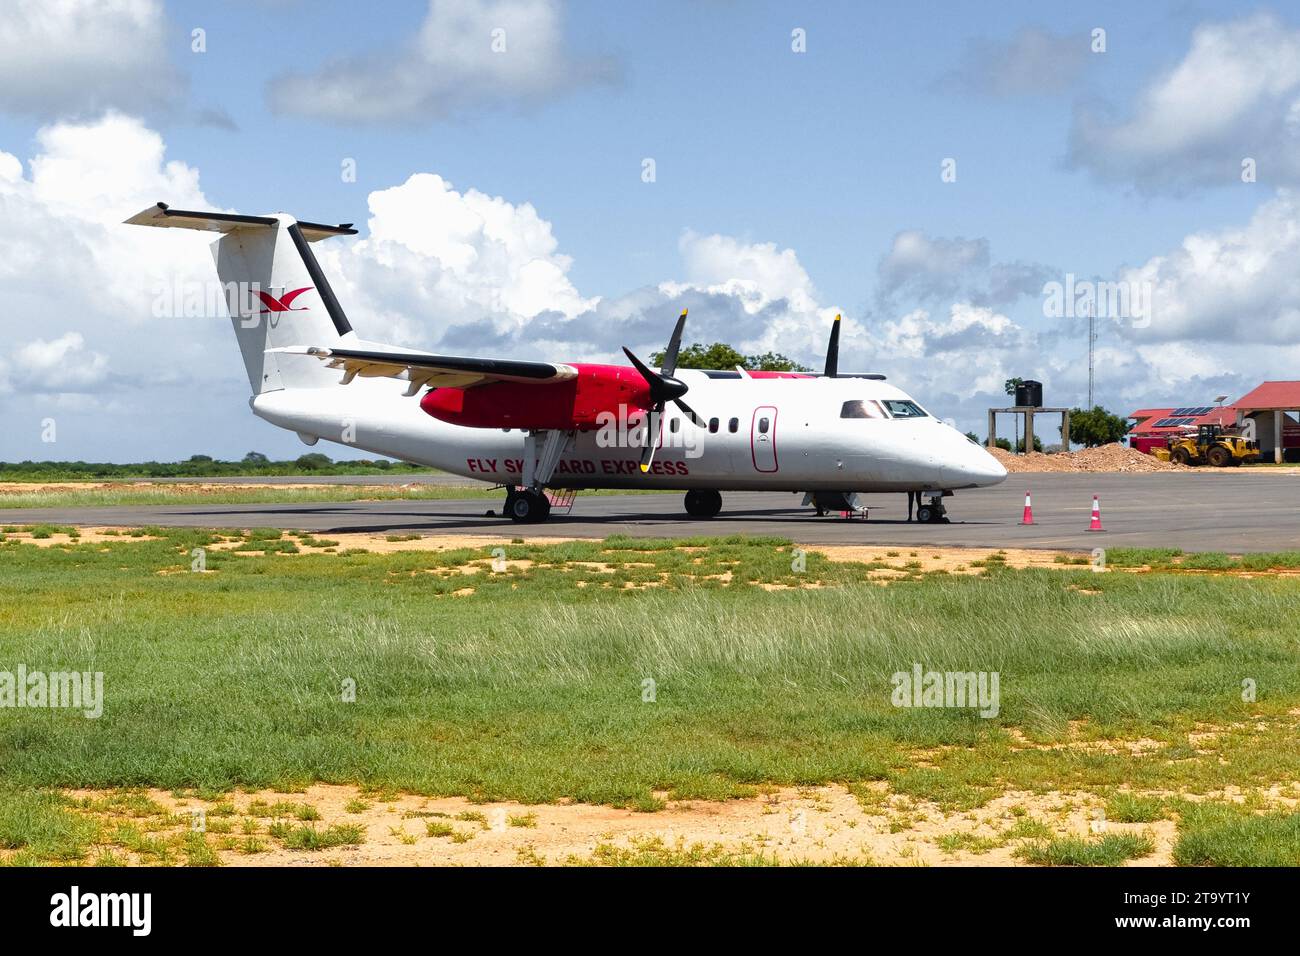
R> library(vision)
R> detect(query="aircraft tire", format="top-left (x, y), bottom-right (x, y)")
top-left (684, 489), bottom-right (722, 518)
top-left (508, 490), bottom-right (551, 523)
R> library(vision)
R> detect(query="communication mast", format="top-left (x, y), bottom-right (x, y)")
top-left (1087, 301), bottom-right (1096, 410)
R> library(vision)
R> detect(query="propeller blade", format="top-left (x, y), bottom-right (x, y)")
top-left (622, 346), bottom-right (659, 387)
top-left (661, 309), bottom-right (688, 378)
top-left (673, 398), bottom-right (706, 428)
top-left (638, 408), bottom-right (661, 472)
top-left (824, 313), bottom-right (841, 377)
top-left (622, 346), bottom-right (687, 402)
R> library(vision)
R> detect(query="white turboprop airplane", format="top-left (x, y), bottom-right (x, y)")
top-left (127, 204), bottom-right (1007, 523)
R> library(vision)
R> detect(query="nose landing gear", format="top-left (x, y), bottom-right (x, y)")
top-left (915, 493), bottom-right (951, 524)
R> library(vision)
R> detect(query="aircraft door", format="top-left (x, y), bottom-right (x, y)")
top-left (751, 406), bottom-right (778, 472)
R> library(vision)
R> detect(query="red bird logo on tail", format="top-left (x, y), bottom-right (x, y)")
top-left (257, 287), bottom-right (313, 313)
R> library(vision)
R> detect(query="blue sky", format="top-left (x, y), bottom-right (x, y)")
top-left (132, 0), bottom-right (1258, 300)
top-left (1, 0), bottom-right (1298, 460)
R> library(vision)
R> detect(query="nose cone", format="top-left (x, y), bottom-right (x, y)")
top-left (962, 444), bottom-right (1008, 486)
top-left (931, 428), bottom-right (1008, 488)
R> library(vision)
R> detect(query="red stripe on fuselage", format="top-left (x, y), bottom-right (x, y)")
top-left (420, 363), bottom-right (653, 430)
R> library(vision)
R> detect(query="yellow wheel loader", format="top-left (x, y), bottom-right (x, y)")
top-left (1159, 424), bottom-right (1259, 467)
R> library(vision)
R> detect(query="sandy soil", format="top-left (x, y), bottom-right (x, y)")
top-left (0, 528), bottom-right (162, 546)
top-left (990, 443), bottom-right (1188, 473)
top-left (0, 481), bottom-right (407, 494)
top-left (14, 530), bottom-right (1298, 584)
top-left (817, 545), bottom-right (1068, 573)
top-left (64, 783), bottom-right (1186, 868)
top-left (989, 442), bottom-right (1300, 474)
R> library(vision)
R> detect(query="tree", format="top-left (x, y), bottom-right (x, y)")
top-left (294, 452), bottom-right (333, 470)
top-left (242, 451), bottom-right (269, 464)
top-left (650, 342), bottom-right (812, 372)
top-left (1015, 435), bottom-right (1044, 453)
top-left (1067, 405), bottom-right (1129, 448)
top-left (187, 454), bottom-right (214, 462)
top-left (744, 351), bottom-right (812, 372)
top-left (1004, 377), bottom-right (1023, 451)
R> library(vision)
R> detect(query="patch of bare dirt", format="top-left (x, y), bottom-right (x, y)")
top-left (0, 529), bottom-right (160, 547)
top-left (0, 481), bottom-right (395, 495)
top-left (59, 783), bottom-right (1191, 868)
top-left (815, 545), bottom-right (1068, 575)
top-left (989, 442), bottom-right (1190, 473)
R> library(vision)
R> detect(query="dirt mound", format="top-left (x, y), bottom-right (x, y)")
top-left (989, 443), bottom-right (1187, 473)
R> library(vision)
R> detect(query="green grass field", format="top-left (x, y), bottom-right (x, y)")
top-left (1, 528), bottom-right (1298, 865)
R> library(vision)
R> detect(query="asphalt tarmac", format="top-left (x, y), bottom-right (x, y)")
top-left (6, 472), bottom-right (1299, 552)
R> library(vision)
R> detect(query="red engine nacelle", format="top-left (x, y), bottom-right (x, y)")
top-left (419, 363), bottom-right (654, 430)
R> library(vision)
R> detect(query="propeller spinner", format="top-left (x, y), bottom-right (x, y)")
top-left (622, 310), bottom-right (707, 473)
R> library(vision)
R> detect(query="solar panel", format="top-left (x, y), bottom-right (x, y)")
top-left (1152, 418), bottom-right (1178, 427)
top-left (1153, 417), bottom-right (1197, 427)
top-left (1170, 406), bottom-right (1212, 416)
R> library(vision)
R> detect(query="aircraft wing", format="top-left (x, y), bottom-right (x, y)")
top-left (269, 345), bottom-right (577, 396)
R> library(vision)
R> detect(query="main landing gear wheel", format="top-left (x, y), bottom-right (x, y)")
top-left (684, 489), bottom-right (723, 518)
top-left (506, 489), bottom-right (551, 523)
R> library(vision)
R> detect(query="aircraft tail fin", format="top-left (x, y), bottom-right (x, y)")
top-left (124, 203), bottom-right (359, 394)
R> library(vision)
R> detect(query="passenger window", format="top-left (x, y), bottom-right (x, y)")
top-left (728, 417), bottom-right (739, 433)
top-left (758, 417), bottom-right (770, 434)
top-left (708, 418), bottom-right (719, 434)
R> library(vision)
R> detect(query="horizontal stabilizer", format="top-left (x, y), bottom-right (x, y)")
top-left (124, 203), bottom-right (357, 242)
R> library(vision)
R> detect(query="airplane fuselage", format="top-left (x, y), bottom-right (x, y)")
top-left (250, 368), bottom-right (1008, 494)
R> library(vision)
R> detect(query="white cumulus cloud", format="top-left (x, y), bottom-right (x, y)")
top-left (5, 113), bottom-right (1300, 459)
top-left (1120, 190), bottom-right (1300, 343)
top-left (1070, 12), bottom-right (1300, 190)
top-left (0, 0), bottom-right (184, 117)
top-left (267, 0), bottom-right (618, 124)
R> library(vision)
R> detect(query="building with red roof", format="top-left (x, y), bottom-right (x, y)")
top-left (1128, 382), bottom-right (1300, 463)
top-left (1231, 382), bottom-right (1300, 463)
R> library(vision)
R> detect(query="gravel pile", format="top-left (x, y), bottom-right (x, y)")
top-left (988, 442), bottom-right (1188, 473)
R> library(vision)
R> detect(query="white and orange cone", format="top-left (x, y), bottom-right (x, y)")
top-left (1086, 495), bottom-right (1105, 532)
top-left (1019, 490), bottom-right (1035, 525)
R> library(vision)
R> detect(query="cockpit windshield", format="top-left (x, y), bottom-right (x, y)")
top-left (840, 400), bottom-right (884, 419)
top-left (881, 400), bottom-right (928, 419)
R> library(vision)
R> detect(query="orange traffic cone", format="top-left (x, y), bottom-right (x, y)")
top-left (1019, 490), bottom-right (1034, 525)
top-left (1086, 495), bottom-right (1105, 532)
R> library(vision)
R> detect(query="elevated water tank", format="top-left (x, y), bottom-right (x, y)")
top-left (1015, 380), bottom-right (1043, 408)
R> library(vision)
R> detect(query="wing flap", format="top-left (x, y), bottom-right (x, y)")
top-left (271, 345), bottom-right (576, 394)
